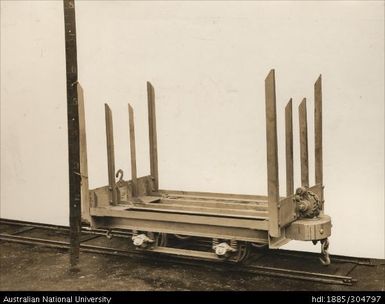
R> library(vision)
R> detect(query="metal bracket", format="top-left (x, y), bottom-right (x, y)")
top-left (132, 234), bottom-right (155, 248)
top-left (320, 238), bottom-right (331, 266)
top-left (213, 242), bottom-right (237, 257)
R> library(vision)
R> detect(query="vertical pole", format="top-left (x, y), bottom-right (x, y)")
top-left (128, 104), bottom-right (138, 196)
top-left (147, 82), bottom-right (159, 192)
top-left (315, 75), bottom-right (323, 187)
top-left (299, 98), bottom-right (309, 188)
top-left (78, 83), bottom-right (90, 223)
top-left (105, 104), bottom-right (117, 205)
top-left (63, 0), bottom-right (80, 268)
top-left (265, 69), bottom-right (280, 237)
top-left (285, 99), bottom-right (294, 196)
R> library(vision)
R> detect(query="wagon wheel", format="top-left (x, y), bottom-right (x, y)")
top-left (229, 242), bottom-right (250, 263)
top-left (154, 232), bottom-right (168, 247)
top-left (174, 234), bottom-right (191, 240)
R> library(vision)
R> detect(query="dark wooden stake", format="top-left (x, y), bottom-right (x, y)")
top-left (105, 104), bottom-right (117, 205)
top-left (78, 83), bottom-right (90, 224)
top-left (63, 0), bottom-right (80, 269)
top-left (299, 98), bottom-right (309, 188)
top-left (264, 69), bottom-right (280, 237)
top-left (315, 75), bottom-right (323, 187)
top-left (128, 104), bottom-right (138, 196)
top-left (147, 82), bottom-right (159, 192)
top-left (285, 98), bottom-right (294, 196)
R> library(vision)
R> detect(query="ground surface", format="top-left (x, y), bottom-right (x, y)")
top-left (0, 241), bottom-right (384, 291)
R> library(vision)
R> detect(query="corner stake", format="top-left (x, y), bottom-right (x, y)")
top-left (264, 69), bottom-right (280, 237)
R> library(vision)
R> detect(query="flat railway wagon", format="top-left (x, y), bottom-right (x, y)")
top-left (76, 69), bottom-right (332, 265)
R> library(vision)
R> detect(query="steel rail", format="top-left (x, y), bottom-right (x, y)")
top-left (0, 232), bottom-right (355, 286)
top-left (0, 218), bottom-right (359, 286)
top-left (236, 264), bottom-right (356, 285)
top-left (0, 218), bottom-right (133, 238)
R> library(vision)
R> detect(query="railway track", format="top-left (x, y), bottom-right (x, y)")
top-left (0, 218), bottom-right (370, 286)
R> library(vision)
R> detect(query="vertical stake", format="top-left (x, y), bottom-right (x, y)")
top-left (265, 69), bottom-right (280, 238)
top-left (147, 82), bottom-right (159, 192)
top-left (299, 98), bottom-right (309, 188)
top-left (105, 104), bottom-right (117, 205)
top-left (78, 83), bottom-right (90, 223)
top-left (128, 104), bottom-right (138, 196)
top-left (63, 0), bottom-right (80, 269)
top-left (285, 99), bottom-right (294, 196)
top-left (315, 76), bottom-right (323, 188)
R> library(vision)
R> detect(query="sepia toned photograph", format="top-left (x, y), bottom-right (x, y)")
top-left (0, 0), bottom-right (384, 299)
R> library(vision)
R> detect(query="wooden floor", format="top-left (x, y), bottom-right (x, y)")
top-left (124, 192), bottom-right (269, 220)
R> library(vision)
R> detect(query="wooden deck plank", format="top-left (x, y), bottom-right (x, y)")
top-left (159, 198), bottom-right (267, 211)
top-left (159, 189), bottom-right (268, 202)
top-left (129, 203), bottom-right (268, 219)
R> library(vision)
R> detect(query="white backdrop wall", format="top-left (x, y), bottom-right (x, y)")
top-left (1, 1), bottom-right (384, 258)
